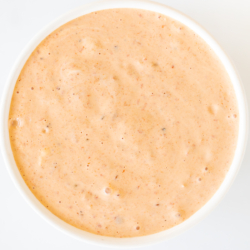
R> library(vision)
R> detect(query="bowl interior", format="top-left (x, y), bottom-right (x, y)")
top-left (0, 0), bottom-right (248, 248)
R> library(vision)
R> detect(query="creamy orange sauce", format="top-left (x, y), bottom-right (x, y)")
top-left (9, 9), bottom-right (238, 237)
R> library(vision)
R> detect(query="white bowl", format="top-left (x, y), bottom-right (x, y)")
top-left (0, 0), bottom-right (248, 248)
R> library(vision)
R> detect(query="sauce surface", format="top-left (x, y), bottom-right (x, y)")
top-left (9, 9), bottom-right (238, 237)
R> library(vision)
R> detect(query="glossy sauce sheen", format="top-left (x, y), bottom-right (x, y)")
top-left (9, 9), bottom-right (238, 237)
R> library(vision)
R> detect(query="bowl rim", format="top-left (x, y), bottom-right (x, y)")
top-left (0, 0), bottom-right (248, 248)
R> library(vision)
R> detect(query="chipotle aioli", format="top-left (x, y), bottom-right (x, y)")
top-left (9, 9), bottom-right (238, 237)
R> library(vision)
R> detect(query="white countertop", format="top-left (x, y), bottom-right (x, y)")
top-left (0, 0), bottom-right (249, 249)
